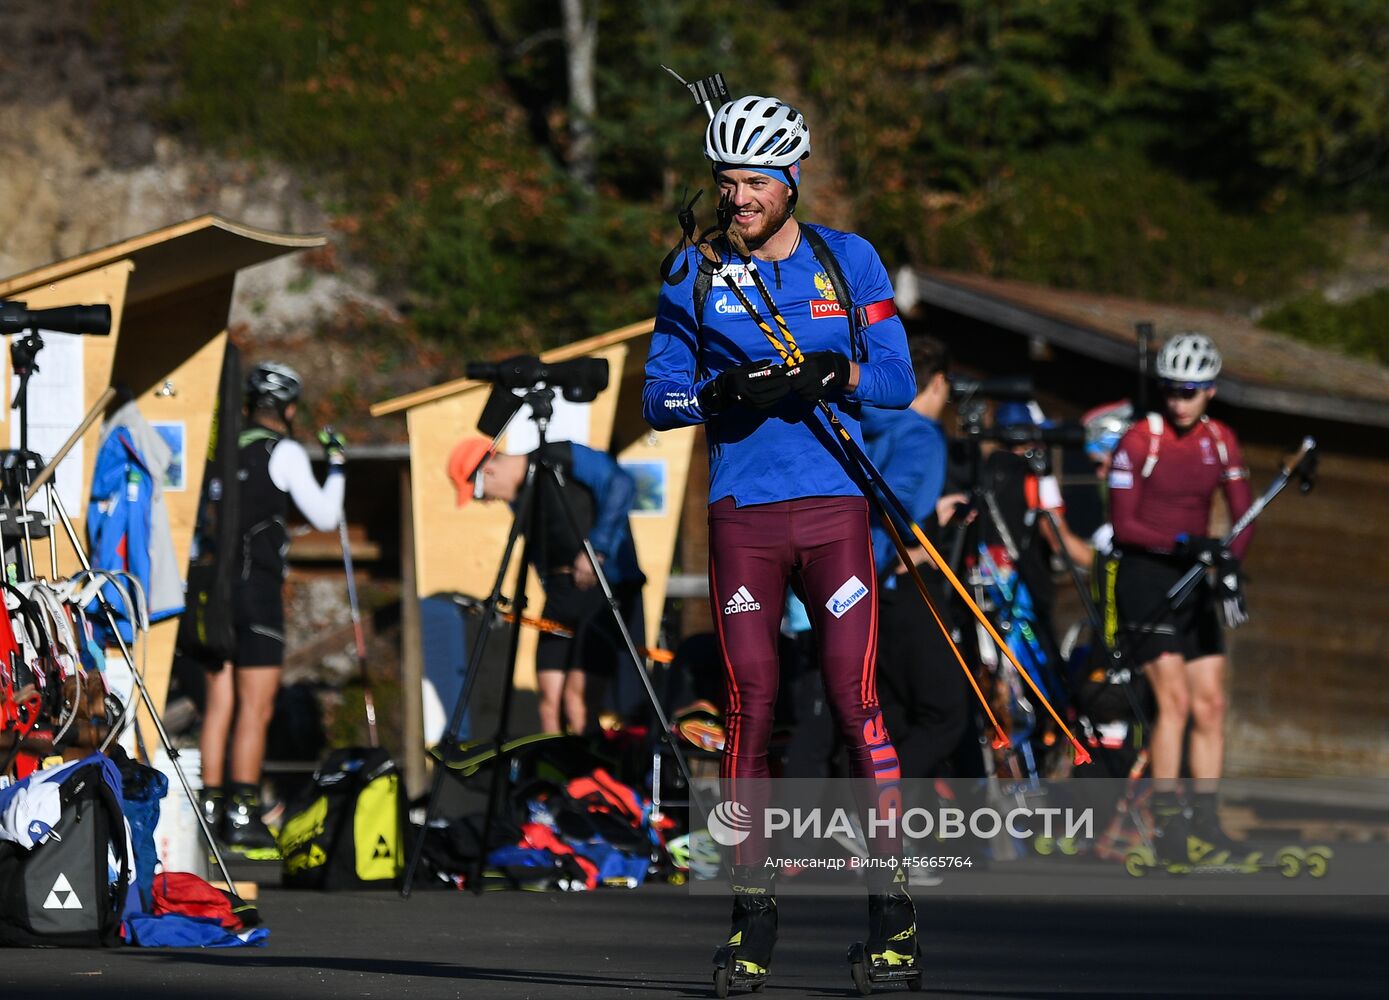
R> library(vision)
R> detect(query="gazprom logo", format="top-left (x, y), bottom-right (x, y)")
top-left (826, 575), bottom-right (869, 619)
top-left (714, 295), bottom-right (747, 316)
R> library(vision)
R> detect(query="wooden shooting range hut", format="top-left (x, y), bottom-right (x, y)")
top-left (0, 215), bottom-right (325, 740)
top-left (371, 320), bottom-right (698, 791)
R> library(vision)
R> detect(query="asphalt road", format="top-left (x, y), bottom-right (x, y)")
top-left (2, 879), bottom-right (1383, 999)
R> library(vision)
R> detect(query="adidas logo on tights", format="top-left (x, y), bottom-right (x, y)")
top-left (724, 586), bottom-right (761, 615)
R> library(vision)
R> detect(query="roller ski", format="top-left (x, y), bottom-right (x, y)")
top-left (1266, 843), bottom-right (1333, 878)
top-left (1124, 794), bottom-right (1328, 878)
top-left (1186, 797), bottom-right (1332, 877)
top-left (712, 867), bottom-right (776, 997)
top-left (1126, 793), bottom-right (1238, 875)
top-left (848, 871), bottom-right (922, 995)
top-left (1127, 837), bottom-right (1334, 879)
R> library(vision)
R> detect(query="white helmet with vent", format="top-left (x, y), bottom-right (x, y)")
top-left (246, 361), bottom-right (303, 407)
top-left (704, 95), bottom-right (810, 168)
top-left (1156, 332), bottom-right (1222, 384)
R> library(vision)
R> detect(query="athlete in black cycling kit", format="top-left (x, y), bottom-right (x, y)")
top-left (200, 362), bottom-right (346, 857)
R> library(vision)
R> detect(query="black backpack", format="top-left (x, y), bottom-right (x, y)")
top-left (278, 747), bottom-right (406, 890)
top-left (0, 761), bottom-right (131, 947)
top-left (177, 342), bottom-right (242, 665)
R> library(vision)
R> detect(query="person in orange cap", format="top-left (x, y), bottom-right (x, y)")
top-left (448, 435), bottom-right (646, 734)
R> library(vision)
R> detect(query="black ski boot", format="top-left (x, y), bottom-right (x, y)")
top-left (848, 869), bottom-right (922, 994)
top-left (1184, 793), bottom-right (1261, 871)
top-left (1148, 790), bottom-right (1189, 866)
top-left (222, 783), bottom-right (280, 860)
top-left (712, 866), bottom-right (777, 997)
top-left (199, 786), bottom-right (225, 836)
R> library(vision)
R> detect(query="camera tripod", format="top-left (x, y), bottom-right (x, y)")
top-left (400, 385), bottom-right (705, 896)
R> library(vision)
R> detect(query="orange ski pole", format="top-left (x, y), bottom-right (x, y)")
top-left (719, 234), bottom-right (1089, 765)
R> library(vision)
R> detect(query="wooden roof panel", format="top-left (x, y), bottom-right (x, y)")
top-left (917, 269), bottom-right (1389, 426)
top-left (0, 215), bottom-right (325, 305)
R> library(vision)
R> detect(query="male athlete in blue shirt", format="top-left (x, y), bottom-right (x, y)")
top-left (644, 93), bottom-right (921, 992)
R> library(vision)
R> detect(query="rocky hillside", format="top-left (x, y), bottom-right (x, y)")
top-left (0, 2), bottom-right (444, 439)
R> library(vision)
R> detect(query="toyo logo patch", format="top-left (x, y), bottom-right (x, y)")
top-left (826, 575), bottom-right (869, 618)
top-left (810, 299), bottom-right (846, 319)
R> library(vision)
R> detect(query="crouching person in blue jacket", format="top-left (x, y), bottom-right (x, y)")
top-left (200, 362), bottom-right (346, 857)
top-left (449, 436), bottom-right (645, 735)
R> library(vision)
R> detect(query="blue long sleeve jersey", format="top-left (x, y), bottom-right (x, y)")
top-left (859, 406), bottom-right (947, 582)
top-left (643, 224), bottom-right (914, 507)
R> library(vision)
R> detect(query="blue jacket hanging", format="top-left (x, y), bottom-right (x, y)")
top-left (86, 426), bottom-right (182, 641)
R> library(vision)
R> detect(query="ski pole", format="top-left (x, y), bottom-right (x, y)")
top-left (450, 593), bottom-right (676, 662)
top-left (876, 505), bottom-right (1011, 748)
top-left (1165, 436), bottom-right (1316, 610)
top-left (712, 230), bottom-right (1090, 764)
top-left (694, 235), bottom-right (1012, 748)
top-left (494, 612), bottom-right (675, 661)
top-left (338, 519), bottom-right (379, 748)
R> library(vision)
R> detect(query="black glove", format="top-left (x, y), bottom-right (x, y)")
top-left (318, 428), bottom-right (347, 466)
top-left (1173, 534), bottom-right (1225, 565)
top-left (785, 350), bottom-right (851, 401)
top-left (1213, 552), bottom-right (1249, 629)
top-left (697, 361), bottom-right (793, 414)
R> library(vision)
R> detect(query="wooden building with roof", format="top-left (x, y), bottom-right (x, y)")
top-left (0, 215), bottom-right (325, 739)
top-left (895, 269), bottom-right (1389, 778)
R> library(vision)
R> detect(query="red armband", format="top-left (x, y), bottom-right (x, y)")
top-left (854, 298), bottom-right (897, 328)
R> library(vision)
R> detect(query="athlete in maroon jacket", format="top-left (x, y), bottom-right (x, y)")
top-left (1109, 332), bottom-right (1253, 861)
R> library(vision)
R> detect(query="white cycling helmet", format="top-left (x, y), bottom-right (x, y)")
top-left (246, 361), bottom-right (303, 407)
top-left (1156, 332), bottom-right (1222, 384)
top-left (704, 95), bottom-right (810, 168)
top-left (1082, 399), bottom-right (1134, 459)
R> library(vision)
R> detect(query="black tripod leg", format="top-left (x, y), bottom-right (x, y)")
top-left (400, 466), bottom-right (539, 898)
top-left (470, 535), bottom-right (533, 896)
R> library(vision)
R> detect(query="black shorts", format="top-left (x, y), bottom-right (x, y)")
top-left (233, 575), bottom-right (285, 668)
top-left (1115, 550), bottom-right (1224, 664)
top-left (535, 574), bottom-right (644, 678)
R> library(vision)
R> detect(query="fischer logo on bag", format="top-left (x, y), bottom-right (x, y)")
top-left (42, 873), bottom-right (83, 911)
